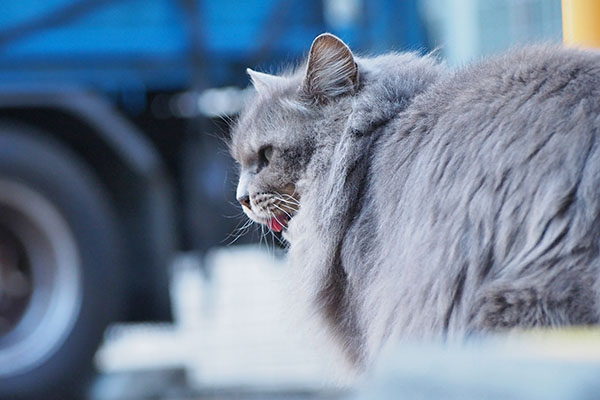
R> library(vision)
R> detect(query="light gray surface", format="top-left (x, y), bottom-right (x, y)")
top-left (354, 337), bottom-right (600, 400)
top-left (92, 246), bottom-right (351, 399)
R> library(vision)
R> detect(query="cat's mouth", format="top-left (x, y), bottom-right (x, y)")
top-left (244, 187), bottom-right (299, 233)
top-left (245, 207), bottom-right (297, 233)
top-left (266, 213), bottom-right (289, 233)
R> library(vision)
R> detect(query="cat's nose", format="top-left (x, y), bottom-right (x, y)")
top-left (238, 195), bottom-right (251, 209)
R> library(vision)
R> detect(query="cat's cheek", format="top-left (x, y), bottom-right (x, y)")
top-left (294, 177), bottom-right (310, 195)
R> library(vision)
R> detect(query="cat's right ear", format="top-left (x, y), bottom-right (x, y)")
top-left (302, 33), bottom-right (359, 103)
top-left (247, 68), bottom-right (285, 95)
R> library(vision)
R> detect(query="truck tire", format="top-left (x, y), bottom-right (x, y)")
top-left (0, 126), bottom-right (123, 399)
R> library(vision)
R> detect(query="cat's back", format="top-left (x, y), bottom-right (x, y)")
top-left (458, 45), bottom-right (599, 99)
top-left (364, 45), bottom-right (600, 338)
top-left (378, 44), bottom-right (600, 209)
top-left (401, 45), bottom-right (600, 200)
top-left (408, 45), bottom-right (600, 135)
top-left (377, 45), bottom-right (600, 216)
top-left (371, 45), bottom-right (600, 316)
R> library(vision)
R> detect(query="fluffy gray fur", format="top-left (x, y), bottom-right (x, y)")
top-left (230, 33), bottom-right (600, 367)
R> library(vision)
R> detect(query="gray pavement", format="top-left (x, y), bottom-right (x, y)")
top-left (90, 246), bottom-right (352, 399)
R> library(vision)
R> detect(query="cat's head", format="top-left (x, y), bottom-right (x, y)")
top-left (230, 33), bottom-right (444, 235)
top-left (230, 33), bottom-right (359, 233)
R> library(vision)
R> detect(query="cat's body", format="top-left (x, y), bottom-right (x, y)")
top-left (231, 35), bottom-right (600, 366)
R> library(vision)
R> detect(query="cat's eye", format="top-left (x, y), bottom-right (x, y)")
top-left (258, 145), bottom-right (273, 168)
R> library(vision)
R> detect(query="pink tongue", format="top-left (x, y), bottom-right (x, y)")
top-left (267, 216), bottom-right (286, 232)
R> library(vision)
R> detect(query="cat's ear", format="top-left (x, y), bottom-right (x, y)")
top-left (247, 68), bottom-right (285, 95)
top-left (302, 33), bottom-right (358, 102)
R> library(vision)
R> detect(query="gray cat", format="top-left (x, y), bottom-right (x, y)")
top-left (230, 33), bottom-right (600, 366)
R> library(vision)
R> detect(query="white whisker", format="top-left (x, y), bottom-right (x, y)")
top-left (277, 194), bottom-right (300, 205)
top-left (234, 218), bottom-right (254, 232)
top-left (274, 199), bottom-right (300, 209)
top-left (281, 192), bottom-right (300, 202)
top-left (272, 197), bottom-right (300, 212)
top-left (224, 217), bottom-right (255, 246)
top-left (272, 203), bottom-right (293, 219)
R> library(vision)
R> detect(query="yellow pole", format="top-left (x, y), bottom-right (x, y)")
top-left (562, 0), bottom-right (600, 48)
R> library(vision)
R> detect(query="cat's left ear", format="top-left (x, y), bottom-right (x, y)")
top-left (247, 68), bottom-right (285, 95)
top-left (302, 33), bottom-right (359, 102)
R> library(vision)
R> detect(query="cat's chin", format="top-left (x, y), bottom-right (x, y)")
top-left (281, 229), bottom-right (291, 242)
top-left (280, 213), bottom-right (299, 243)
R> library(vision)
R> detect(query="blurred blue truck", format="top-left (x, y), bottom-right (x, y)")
top-left (0, 0), bottom-right (427, 397)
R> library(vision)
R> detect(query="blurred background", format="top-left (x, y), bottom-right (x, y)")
top-left (0, 0), bottom-right (569, 399)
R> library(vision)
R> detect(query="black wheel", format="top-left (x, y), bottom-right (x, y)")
top-left (0, 126), bottom-right (122, 399)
